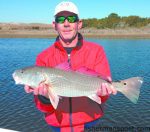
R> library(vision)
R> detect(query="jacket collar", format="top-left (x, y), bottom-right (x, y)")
top-left (54, 33), bottom-right (83, 51)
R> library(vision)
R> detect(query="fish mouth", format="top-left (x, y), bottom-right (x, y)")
top-left (12, 73), bottom-right (21, 84)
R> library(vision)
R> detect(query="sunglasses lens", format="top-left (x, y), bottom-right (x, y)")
top-left (55, 16), bottom-right (78, 23)
top-left (67, 16), bottom-right (78, 23)
top-left (56, 16), bottom-right (65, 23)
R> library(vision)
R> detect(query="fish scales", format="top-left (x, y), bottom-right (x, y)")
top-left (43, 68), bottom-right (105, 97)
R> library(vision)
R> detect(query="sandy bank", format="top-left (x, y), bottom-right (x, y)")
top-left (0, 23), bottom-right (150, 38)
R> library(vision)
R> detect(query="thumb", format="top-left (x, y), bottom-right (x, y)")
top-left (107, 76), bottom-right (112, 82)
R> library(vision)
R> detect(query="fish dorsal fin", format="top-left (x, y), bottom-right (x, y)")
top-left (75, 67), bottom-right (99, 77)
top-left (55, 62), bottom-right (100, 77)
top-left (55, 61), bottom-right (71, 71)
top-left (47, 87), bottom-right (60, 109)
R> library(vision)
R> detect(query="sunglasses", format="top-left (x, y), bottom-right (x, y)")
top-left (55, 16), bottom-right (79, 23)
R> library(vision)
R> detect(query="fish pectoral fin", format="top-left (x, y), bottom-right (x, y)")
top-left (88, 94), bottom-right (101, 104)
top-left (47, 88), bottom-right (59, 109)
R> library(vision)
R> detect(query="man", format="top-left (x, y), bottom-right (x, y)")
top-left (25, 1), bottom-right (117, 132)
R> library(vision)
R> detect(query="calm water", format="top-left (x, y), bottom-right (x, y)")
top-left (0, 38), bottom-right (150, 132)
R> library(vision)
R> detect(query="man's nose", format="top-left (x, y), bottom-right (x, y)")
top-left (64, 19), bottom-right (70, 26)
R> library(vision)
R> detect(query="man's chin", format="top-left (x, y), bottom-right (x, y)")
top-left (61, 37), bottom-right (74, 43)
top-left (63, 39), bottom-right (73, 43)
top-left (59, 33), bottom-right (78, 43)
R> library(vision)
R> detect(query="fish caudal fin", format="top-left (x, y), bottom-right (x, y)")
top-left (47, 88), bottom-right (60, 109)
top-left (88, 94), bottom-right (102, 104)
top-left (113, 77), bottom-right (143, 104)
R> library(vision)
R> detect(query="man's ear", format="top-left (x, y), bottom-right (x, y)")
top-left (78, 20), bottom-right (83, 30)
top-left (52, 21), bottom-right (57, 30)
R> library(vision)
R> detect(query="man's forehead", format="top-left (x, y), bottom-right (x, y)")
top-left (55, 11), bottom-right (77, 17)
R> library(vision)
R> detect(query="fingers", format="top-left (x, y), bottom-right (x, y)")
top-left (100, 83), bottom-right (117, 96)
top-left (33, 87), bottom-right (39, 95)
top-left (24, 84), bottom-right (50, 98)
top-left (34, 83), bottom-right (50, 98)
top-left (106, 83), bottom-right (112, 94)
top-left (107, 76), bottom-right (112, 82)
top-left (110, 85), bottom-right (117, 95)
top-left (105, 76), bottom-right (117, 95)
top-left (104, 83), bottom-right (113, 95)
top-left (98, 83), bottom-right (109, 96)
top-left (101, 83), bottom-right (108, 96)
top-left (38, 84), bottom-right (48, 96)
top-left (24, 85), bottom-right (34, 93)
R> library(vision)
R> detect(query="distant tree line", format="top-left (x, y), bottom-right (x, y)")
top-left (82, 13), bottom-right (150, 29)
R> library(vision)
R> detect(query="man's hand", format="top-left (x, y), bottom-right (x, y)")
top-left (24, 85), bottom-right (34, 93)
top-left (24, 84), bottom-right (50, 98)
top-left (98, 76), bottom-right (117, 96)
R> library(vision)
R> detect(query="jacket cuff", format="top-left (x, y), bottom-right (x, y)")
top-left (38, 95), bottom-right (51, 104)
top-left (34, 95), bottom-right (54, 113)
top-left (99, 95), bottom-right (109, 103)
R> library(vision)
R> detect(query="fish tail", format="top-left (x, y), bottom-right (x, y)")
top-left (113, 77), bottom-right (143, 104)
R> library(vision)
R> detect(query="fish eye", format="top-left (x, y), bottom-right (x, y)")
top-left (124, 82), bottom-right (127, 85)
top-left (21, 70), bottom-right (24, 73)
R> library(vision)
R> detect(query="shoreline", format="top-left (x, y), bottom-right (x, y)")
top-left (0, 23), bottom-right (150, 38)
top-left (1, 29), bottom-right (150, 39)
top-left (0, 32), bottom-right (150, 39)
top-left (0, 34), bottom-right (150, 39)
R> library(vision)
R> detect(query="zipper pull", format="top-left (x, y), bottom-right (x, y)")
top-left (67, 54), bottom-right (71, 67)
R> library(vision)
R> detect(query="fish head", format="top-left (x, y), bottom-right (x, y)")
top-left (12, 66), bottom-right (45, 88)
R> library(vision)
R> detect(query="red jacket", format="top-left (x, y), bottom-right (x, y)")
top-left (34, 35), bottom-right (111, 131)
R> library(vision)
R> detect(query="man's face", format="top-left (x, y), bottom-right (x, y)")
top-left (53, 11), bottom-right (82, 43)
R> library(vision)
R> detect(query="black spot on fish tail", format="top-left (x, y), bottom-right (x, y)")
top-left (124, 82), bottom-right (127, 85)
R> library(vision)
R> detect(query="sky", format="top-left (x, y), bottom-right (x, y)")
top-left (0, 0), bottom-right (150, 24)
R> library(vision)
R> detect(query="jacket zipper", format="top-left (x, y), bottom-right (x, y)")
top-left (68, 52), bottom-right (74, 132)
top-left (69, 97), bottom-right (74, 132)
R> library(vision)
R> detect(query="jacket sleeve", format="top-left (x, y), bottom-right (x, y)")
top-left (33, 54), bottom-right (54, 113)
top-left (34, 95), bottom-right (54, 113)
top-left (94, 47), bottom-right (111, 103)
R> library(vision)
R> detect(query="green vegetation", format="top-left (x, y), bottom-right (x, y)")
top-left (82, 13), bottom-right (150, 29)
